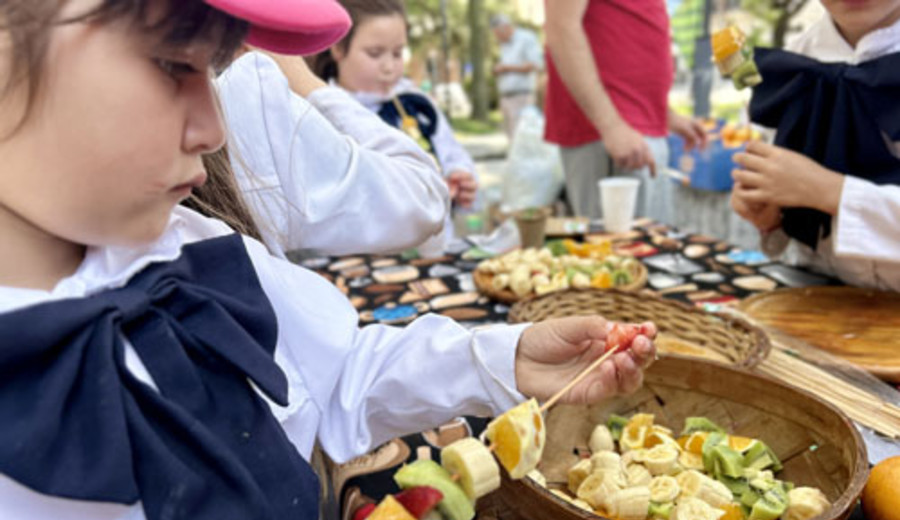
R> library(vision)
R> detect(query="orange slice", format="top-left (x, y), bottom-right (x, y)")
top-left (678, 432), bottom-right (709, 455)
top-left (728, 435), bottom-right (758, 453)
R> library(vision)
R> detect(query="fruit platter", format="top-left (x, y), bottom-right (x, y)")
top-left (474, 241), bottom-right (648, 303)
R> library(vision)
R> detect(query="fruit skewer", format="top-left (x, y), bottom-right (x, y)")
top-left (362, 323), bottom-right (648, 520)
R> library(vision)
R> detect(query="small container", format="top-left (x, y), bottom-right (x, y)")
top-left (514, 207), bottom-right (550, 249)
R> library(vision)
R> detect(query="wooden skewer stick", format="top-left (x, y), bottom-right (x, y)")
top-left (539, 346), bottom-right (620, 413)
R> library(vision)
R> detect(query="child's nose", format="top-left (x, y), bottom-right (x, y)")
top-left (182, 76), bottom-right (227, 155)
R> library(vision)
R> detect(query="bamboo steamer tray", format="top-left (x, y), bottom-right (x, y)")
top-left (739, 287), bottom-right (900, 382)
top-left (508, 288), bottom-right (769, 368)
top-left (479, 357), bottom-right (868, 520)
top-left (473, 263), bottom-right (648, 305)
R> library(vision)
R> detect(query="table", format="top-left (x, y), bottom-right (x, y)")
top-left (297, 221), bottom-right (892, 520)
top-left (300, 219), bottom-right (836, 330)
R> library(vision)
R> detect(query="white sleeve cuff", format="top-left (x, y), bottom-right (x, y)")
top-left (471, 323), bottom-right (530, 414)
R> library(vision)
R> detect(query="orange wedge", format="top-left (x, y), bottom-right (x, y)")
top-left (678, 432), bottom-right (709, 455)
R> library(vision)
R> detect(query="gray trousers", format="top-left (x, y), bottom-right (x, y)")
top-left (560, 137), bottom-right (672, 224)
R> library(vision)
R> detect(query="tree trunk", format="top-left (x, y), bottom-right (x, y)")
top-left (468, 0), bottom-right (489, 121)
top-left (772, 10), bottom-right (790, 48)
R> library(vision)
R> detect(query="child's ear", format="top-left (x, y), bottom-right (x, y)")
top-left (330, 45), bottom-right (345, 62)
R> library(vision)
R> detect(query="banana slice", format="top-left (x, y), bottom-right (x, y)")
top-left (625, 463), bottom-right (653, 487)
top-left (677, 470), bottom-right (732, 508)
top-left (440, 438), bottom-right (501, 500)
top-left (671, 496), bottom-right (726, 520)
top-left (679, 450), bottom-right (704, 471)
top-left (783, 487), bottom-right (830, 520)
top-left (648, 475), bottom-right (680, 503)
top-left (484, 398), bottom-right (545, 479)
top-left (567, 458), bottom-right (593, 494)
top-left (609, 486), bottom-right (651, 520)
top-left (589, 425), bottom-right (614, 453)
top-left (590, 451), bottom-right (622, 473)
top-left (644, 444), bottom-right (680, 476)
top-left (576, 472), bottom-right (622, 511)
top-left (622, 448), bottom-right (647, 466)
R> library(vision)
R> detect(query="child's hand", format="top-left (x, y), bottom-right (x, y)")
top-left (733, 141), bottom-right (845, 216)
top-left (515, 316), bottom-right (657, 405)
top-left (447, 170), bottom-right (478, 208)
top-left (731, 182), bottom-right (782, 233)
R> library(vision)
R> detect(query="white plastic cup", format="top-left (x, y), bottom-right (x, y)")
top-left (598, 178), bottom-right (640, 233)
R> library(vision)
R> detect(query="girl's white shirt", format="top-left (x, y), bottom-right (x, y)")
top-left (216, 52), bottom-right (450, 256)
top-left (760, 15), bottom-right (900, 291)
top-left (0, 206), bottom-right (527, 519)
top-left (339, 78), bottom-right (478, 180)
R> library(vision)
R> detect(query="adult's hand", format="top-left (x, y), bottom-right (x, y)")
top-left (668, 110), bottom-right (708, 151)
top-left (603, 120), bottom-right (656, 173)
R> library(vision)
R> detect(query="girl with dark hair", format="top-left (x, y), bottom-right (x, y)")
top-left (0, 1), bottom-right (657, 519)
top-left (316, 0), bottom-right (480, 221)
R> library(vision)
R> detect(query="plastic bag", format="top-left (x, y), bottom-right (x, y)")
top-left (501, 106), bottom-right (564, 211)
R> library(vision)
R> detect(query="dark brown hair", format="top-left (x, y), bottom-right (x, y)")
top-left (312, 0), bottom-right (406, 80)
top-left (0, 0), bottom-right (265, 242)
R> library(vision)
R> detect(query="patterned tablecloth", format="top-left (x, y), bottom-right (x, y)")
top-left (298, 219), bottom-right (855, 520)
top-left (302, 219), bottom-right (836, 329)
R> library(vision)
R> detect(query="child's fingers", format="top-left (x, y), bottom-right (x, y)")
top-left (731, 168), bottom-right (766, 188)
top-left (745, 139), bottom-right (774, 156)
top-left (733, 151), bottom-right (768, 173)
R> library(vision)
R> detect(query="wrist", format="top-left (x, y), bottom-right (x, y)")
top-left (816, 169), bottom-right (845, 216)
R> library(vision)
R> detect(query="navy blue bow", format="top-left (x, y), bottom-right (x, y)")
top-left (749, 48), bottom-right (900, 249)
top-left (0, 235), bottom-right (319, 520)
top-left (377, 93), bottom-right (440, 153)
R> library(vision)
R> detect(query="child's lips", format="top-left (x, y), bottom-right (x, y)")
top-left (171, 171), bottom-right (208, 193)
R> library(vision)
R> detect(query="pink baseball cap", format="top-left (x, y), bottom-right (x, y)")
top-left (204, 0), bottom-right (352, 55)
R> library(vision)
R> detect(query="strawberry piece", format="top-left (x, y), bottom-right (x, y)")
top-left (606, 323), bottom-right (641, 353)
top-left (394, 486), bottom-right (444, 519)
top-left (352, 503), bottom-right (377, 520)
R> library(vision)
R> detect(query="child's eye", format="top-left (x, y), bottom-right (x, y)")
top-left (365, 49), bottom-right (384, 59)
top-left (154, 58), bottom-right (200, 79)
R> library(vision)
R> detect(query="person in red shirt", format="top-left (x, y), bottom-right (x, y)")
top-left (545, 0), bottom-right (706, 221)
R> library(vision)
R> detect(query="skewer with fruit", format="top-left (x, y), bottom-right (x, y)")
top-left (355, 324), bottom-right (649, 520)
top-left (712, 26), bottom-right (762, 90)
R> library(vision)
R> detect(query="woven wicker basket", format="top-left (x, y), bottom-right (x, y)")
top-left (479, 357), bottom-right (868, 520)
top-left (508, 288), bottom-right (769, 368)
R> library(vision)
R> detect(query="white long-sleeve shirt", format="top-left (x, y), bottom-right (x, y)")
top-left (759, 15), bottom-right (900, 291)
top-left (0, 206), bottom-right (526, 520)
top-left (216, 52), bottom-right (450, 256)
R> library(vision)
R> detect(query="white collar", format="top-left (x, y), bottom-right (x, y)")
top-left (792, 14), bottom-right (900, 64)
top-left (331, 78), bottom-right (418, 110)
top-left (0, 206), bottom-right (228, 314)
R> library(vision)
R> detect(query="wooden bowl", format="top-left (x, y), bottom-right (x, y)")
top-left (739, 287), bottom-right (900, 382)
top-left (473, 263), bottom-right (648, 304)
top-left (508, 288), bottom-right (770, 368)
top-left (480, 357), bottom-right (868, 520)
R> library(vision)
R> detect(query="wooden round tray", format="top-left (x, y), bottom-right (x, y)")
top-left (473, 262), bottom-right (648, 305)
top-left (739, 287), bottom-right (900, 382)
top-left (480, 357), bottom-right (868, 520)
top-left (508, 288), bottom-right (769, 368)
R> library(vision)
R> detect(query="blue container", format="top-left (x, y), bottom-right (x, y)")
top-left (667, 134), bottom-right (742, 192)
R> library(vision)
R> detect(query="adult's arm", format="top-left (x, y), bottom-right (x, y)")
top-left (544, 0), bottom-right (652, 170)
